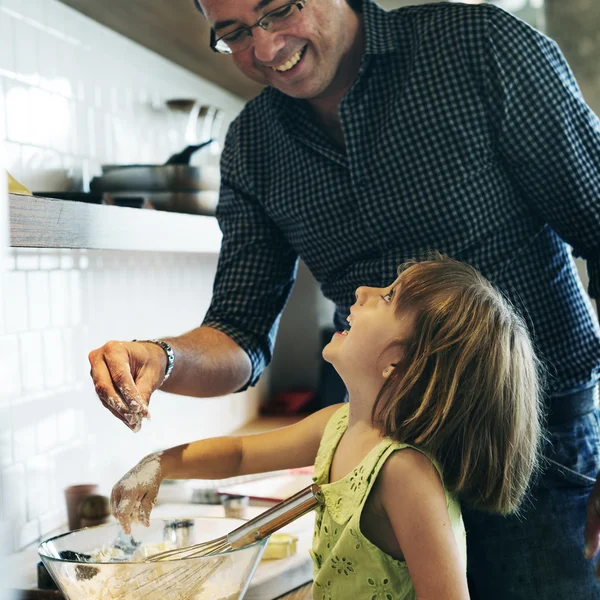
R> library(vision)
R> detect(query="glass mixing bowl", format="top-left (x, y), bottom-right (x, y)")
top-left (38, 517), bottom-right (268, 600)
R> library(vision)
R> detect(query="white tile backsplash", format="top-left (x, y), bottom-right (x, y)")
top-left (2, 247), bottom-right (265, 554)
top-left (1, 0), bottom-right (244, 191)
top-left (0, 0), bottom-right (261, 557)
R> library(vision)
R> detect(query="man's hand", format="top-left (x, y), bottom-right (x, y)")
top-left (584, 471), bottom-right (600, 577)
top-left (88, 340), bottom-right (166, 432)
top-left (111, 453), bottom-right (164, 534)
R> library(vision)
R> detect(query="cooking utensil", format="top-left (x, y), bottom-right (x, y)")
top-left (38, 517), bottom-right (268, 599)
top-left (147, 484), bottom-right (321, 562)
top-left (104, 485), bottom-right (321, 600)
top-left (103, 190), bottom-right (218, 215)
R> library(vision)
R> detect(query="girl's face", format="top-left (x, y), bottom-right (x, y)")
top-left (323, 277), bottom-right (417, 387)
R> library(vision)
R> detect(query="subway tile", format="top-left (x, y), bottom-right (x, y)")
top-left (27, 270), bottom-right (50, 329)
top-left (3, 270), bottom-right (28, 332)
top-left (16, 518), bottom-right (40, 550)
top-left (29, 86), bottom-right (54, 148)
top-left (0, 76), bottom-right (6, 142)
top-left (2, 463), bottom-right (26, 530)
top-left (42, 329), bottom-right (65, 389)
top-left (60, 252), bottom-right (75, 270)
top-left (19, 331), bottom-right (44, 392)
top-left (0, 406), bottom-right (12, 467)
top-left (37, 28), bottom-right (58, 93)
top-left (69, 269), bottom-right (82, 325)
top-left (15, 248), bottom-right (39, 270)
top-left (12, 422), bottom-right (35, 463)
top-left (36, 413), bottom-right (57, 453)
top-left (3, 140), bottom-right (23, 183)
top-left (62, 328), bottom-right (77, 384)
top-left (38, 507), bottom-right (65, 537)
top-left (57, 408), bottom-right (76, 444)
top-left (13, 17), bottom-right (40, 87)
top-left (4, 80), bottom-right (31, 144)
top-left (0, 10), bottom-right (15, 75)
top-left (39, 251), bottom-right (61, 271)
top-left (49, 269), bottom-right (69, 327)
top-left (25, 455), bottom-right (50, 519)
top-left (4, 250), bottom-right (16, 272)
top-left (0, 334), bottom-right (21, 400)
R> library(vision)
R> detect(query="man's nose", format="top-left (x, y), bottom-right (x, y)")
top-left (252, 27), bottom-right (286, 64)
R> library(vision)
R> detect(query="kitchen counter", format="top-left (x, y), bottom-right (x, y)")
top-left (13, 583), bottom-right (312, 599)
top-left (8, 503), bottom-right (314, 600)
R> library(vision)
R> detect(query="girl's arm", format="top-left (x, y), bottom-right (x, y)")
top-left (379, 449), bottom-right (470, 600)
top-left (162, 402), bottom-right (342, 479)
top-left (111, 403), bottom-right (343, 533)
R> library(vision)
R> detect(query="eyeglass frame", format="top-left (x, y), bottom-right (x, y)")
top-left (209, 0), bottom-right (307, 55)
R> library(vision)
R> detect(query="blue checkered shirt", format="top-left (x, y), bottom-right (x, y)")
top-left (202, 0), bottom-right (600, 395)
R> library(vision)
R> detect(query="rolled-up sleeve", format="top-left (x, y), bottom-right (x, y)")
top-left (484, 7), bottom-right (600, 296)
top-left (202, 121), bottom-right (298, 390)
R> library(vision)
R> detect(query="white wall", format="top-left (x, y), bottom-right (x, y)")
top-left (0, 0), bottom-right (263, 561)
top-left (1, 122), bottom-right (16, 600)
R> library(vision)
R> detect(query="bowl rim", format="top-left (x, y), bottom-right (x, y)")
top-left (38, 516), bottom-right (269, 565)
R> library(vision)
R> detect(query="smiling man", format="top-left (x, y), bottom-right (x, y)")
top-left (89, 1), bottom-right (600, 598)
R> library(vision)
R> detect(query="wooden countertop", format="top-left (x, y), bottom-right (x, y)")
top-left (278, 583), bottom-right (312, 599)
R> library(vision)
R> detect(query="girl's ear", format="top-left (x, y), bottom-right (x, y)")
top-left (382, 364), bottom-right (396, 379)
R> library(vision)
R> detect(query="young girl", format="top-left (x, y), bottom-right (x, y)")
top-left (111, 255), bottom-right (543, 600)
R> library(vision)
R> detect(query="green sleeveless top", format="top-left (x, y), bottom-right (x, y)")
top-left (310, 404), bottom-right (466, 600)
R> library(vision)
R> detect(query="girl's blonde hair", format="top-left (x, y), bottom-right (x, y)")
top-left (373, 254), bottom-right (543, 515)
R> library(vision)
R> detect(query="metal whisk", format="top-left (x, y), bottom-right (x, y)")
top-left (111, 484), bottom-right (322, 599)
top-left (146, 483), bottom-right (322, 562)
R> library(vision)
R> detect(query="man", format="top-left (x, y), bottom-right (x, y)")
top-left (89, 0), bottom-right (600, 597)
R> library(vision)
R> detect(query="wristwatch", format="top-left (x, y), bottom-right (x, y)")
top-left (134, 339), bottom-right (174, 385)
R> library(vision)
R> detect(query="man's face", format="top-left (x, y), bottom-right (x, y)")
top-left (199, 0), bottom-right (358, 100)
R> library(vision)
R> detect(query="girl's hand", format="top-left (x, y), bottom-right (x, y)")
top-left (111, 453), bottom-right (164, 534)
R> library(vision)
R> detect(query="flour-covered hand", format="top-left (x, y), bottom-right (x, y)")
top-left (111, 453), bottom-right (164, 534)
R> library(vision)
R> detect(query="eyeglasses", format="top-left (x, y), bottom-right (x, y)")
top-left (210, 0), bottom-right (307, 55)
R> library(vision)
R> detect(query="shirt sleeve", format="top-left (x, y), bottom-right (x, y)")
top-left (483, 6), bottom-right (600, 297)
top-left (202, 122), bottom-right (299, 390)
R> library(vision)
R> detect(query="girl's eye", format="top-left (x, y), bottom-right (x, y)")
top-left (382, 290), bottom-right (393, 303)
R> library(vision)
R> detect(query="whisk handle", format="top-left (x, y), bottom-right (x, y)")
top-left (228, 483), bottom-right (322, 549)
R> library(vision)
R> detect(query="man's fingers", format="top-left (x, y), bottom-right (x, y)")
top-left (102, 344), bottom-right (148, 416)
top-left (90, 359), bottom-right (133, 425)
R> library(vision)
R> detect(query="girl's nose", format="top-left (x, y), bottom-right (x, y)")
top-left (355, 286), bottom-right (369, 305)
top-left (252, 27), bottom-right (286, 64)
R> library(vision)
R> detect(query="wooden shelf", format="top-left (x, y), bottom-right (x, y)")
top-left (9, 194), bottom-right (222, 254)
top-left (57, 0), bottom-right (263, 101)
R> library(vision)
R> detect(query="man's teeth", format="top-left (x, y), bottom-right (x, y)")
top-left (272, 48), bottom-right (304, 72)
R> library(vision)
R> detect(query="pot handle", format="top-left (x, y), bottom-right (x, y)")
top-left (164, 140), bottom-right (215, 166)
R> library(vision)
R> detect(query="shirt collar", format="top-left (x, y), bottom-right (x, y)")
top-left (265, 0), bottom-right (403, 115)
top-left (360, 0), bottom-right (403, 56)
